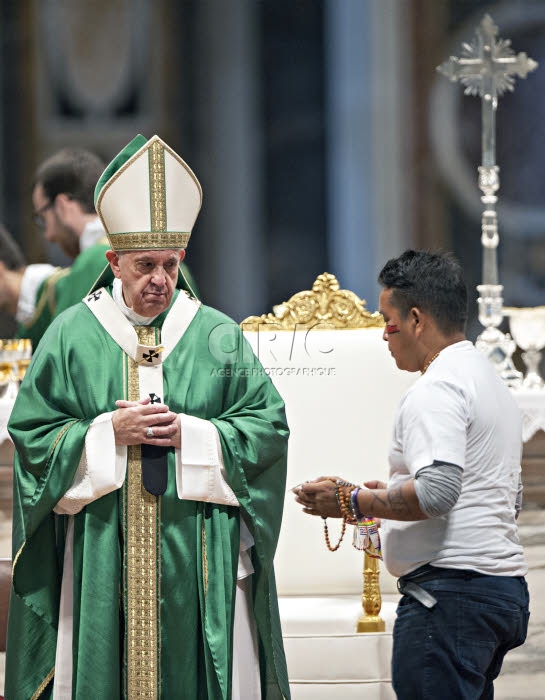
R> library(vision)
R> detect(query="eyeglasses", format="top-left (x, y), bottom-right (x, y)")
top-left (385, 324), bottom-right (400, 335)
top-left (32, 200), bottom-right (53, 229)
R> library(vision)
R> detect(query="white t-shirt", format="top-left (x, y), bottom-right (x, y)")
top-left (382, 340), bottom-right (527, 578)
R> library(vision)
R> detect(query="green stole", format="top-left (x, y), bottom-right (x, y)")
top-left (125, 325), bottom-right (162, 696)
top-left (83, 286), bottom-right (196, 695)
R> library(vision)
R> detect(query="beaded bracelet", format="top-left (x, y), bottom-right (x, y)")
top-left (321, 480), bottom-right (383, 558)
top-left (350, 487), bottom-right (364, 522)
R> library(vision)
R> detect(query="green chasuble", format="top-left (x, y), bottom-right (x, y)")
top-left (16, 242), bottom-right (198, 351)
top-left (6, 287), bottom-right (290, 700)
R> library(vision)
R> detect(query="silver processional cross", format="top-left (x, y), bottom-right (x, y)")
top-left (437, 14), bottom-right (537, 384)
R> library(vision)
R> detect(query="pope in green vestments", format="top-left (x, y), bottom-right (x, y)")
top-left (5, 135), bottom-right (291, 700)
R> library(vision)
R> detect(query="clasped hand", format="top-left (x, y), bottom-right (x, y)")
top-left (292, 476), bottom-right (343, 518)
top-left (112, 396), bottom-right (181, 448)
top-left (293, 477), bottom-right (386, 522)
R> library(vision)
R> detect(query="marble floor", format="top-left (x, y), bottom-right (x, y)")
top-left (0, 507), bottom-right (543, 698)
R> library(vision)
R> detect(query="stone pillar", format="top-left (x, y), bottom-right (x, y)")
top-left (192, 0), bottom-right (265, 322)
top-left (0, 6), bottom-right (4, 223)
top-left (0, 2), bottom-right (24, 240)
top-left (324, 0), bottom-right (412, 309)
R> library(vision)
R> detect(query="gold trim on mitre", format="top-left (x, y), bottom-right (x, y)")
top-left (241, 272), bottom-right (385, 330)
top-left (96, 135), bottom-right (202, 251)
top-left (108, 232), bottom-right (191, 251)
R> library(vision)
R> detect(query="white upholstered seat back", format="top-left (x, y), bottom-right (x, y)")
top-left (244, 326), bottom-right (416, 595)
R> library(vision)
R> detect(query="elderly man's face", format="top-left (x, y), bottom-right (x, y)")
top-left (106, 248), bottom-right (185, 317)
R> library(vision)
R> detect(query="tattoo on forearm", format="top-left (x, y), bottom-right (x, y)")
top-left (387, 487), bottom-right (411, 515)
top-left (368, 486), bottom-right (419, 520)
top-left (370, 491), bottom-right (388, 508)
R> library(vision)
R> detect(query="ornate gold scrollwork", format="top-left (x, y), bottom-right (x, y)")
top-left (241, 272), bottom-right (384, 330)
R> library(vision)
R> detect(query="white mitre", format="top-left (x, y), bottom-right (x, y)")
top-left (94, 133), bottom-right (202, 252)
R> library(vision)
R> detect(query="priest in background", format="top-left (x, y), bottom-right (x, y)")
top-left (15, 146), bottom-right (108, 347)
top-left (6, 134), bottom-right (291, 699)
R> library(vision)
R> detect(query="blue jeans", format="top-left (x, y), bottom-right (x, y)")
top-left (392, 566), bottom-right (530, 699)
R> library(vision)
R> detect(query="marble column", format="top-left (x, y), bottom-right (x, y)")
top-left (0, 10), bottom-right (4, 224)
top-left (193, 0), bottom-right (265, 322)
top-left (324, 0), bottom-right (412, 310)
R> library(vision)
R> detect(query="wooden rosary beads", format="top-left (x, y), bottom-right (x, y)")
top-left (323, 479), bottom-right (356, 551)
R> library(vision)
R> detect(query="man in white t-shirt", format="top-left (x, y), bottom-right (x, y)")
top-left (295, 249), bottom-right (529, 699)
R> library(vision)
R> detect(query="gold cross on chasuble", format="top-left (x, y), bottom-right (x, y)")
top-left (136, 344), bottom-right (164, 366)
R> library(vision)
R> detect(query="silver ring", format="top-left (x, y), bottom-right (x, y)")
top-left (146, 427), bottom-right (154, 438)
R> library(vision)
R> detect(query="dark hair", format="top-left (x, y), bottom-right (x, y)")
top-left (0, 222), bottom-right (26, 270)
top-left (33, 148), bottom-right (105, 214)
top-left (378, 249), bottom-right (468, 335)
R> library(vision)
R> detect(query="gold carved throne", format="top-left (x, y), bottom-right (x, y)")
top-left (242, 273), bottom-right (416, 699)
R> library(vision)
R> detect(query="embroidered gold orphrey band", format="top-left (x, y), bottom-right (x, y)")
top-left (125, 325), bottom-right (161, 698)
top-left (150, 139), bottom-right (166, 233)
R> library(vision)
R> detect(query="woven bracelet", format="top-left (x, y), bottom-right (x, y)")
top-left (350, 487), bottom-right (364, 522)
